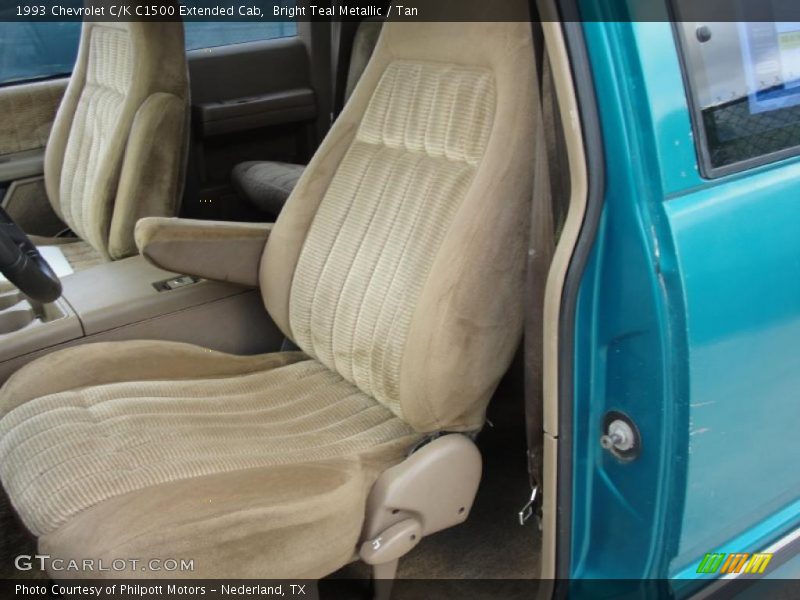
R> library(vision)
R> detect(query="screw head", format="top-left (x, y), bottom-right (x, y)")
top-left (696, 25), bottom-right (712, 43)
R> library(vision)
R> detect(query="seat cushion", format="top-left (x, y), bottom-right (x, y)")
top-left (231, 161), bottom-right (305, 215)
top-left (0, 341), bottom-right (418, 578)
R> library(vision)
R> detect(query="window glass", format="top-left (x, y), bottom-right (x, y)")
top-left (675, 20), bottom-right (800, 176)
top-left (0, 22), bottom-right (81, 86)
top-left (0, 19), bottom-right (297, 86)
top-left (184, 22), bottom-right (297, 51)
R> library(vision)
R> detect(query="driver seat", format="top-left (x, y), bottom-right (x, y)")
top-left (35, 13), bottom-right (189, 271)
top-left (0, 5), bottom-right (536, 581)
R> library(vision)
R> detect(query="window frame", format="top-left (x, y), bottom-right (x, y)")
top-left (0, 71), bottom-right (72, 90)
top-left (671, 20), bottom-right (800, 179)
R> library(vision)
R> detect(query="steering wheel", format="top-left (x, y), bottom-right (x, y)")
top-left (0, 206), bottom-right (62, 303)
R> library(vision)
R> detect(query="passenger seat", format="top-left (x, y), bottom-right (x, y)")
top-left (231, 19), bottom-right (383, 216)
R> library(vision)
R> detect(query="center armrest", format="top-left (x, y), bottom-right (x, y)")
top-left (135, 217), bottom-right (272, 287)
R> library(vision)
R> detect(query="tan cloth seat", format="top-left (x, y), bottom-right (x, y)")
top-left (231, 20), bottom-right (382, 216)
top-left (0, 341), bottom-right (417, 578)
top-left (37, 11), bottom-right (189, 268)
top-left (0, 5), bottom-right (536, 580)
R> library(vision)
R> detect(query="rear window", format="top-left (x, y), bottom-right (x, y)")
top-left (674, 21), bottom-right (800, 177)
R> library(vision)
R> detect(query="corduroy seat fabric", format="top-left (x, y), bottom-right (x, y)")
top-left (0, 341), bottom-right (417, 578)
top-left (0, 2), bottom-right (536, 581)
top-left (34, 7), bottom-right (189, 266)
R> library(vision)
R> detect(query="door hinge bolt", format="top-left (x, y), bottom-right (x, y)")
top-left (600, 419), bottom-right (635, 452)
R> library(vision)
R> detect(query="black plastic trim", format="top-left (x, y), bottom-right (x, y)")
top-left (0, 71), bottom-right (71, 90)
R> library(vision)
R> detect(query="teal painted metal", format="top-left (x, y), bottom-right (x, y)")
top-left (666, 161), bottom-right (800, 577)
top-left (571, 7), bottom-right (800, 584)
top-left (572, 16), bottom-right (690, 580)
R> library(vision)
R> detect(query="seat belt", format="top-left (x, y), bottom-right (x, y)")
top-left (519, 19), bottom-right (557, 528)
top-left (330, 20), bottom-right (347, 121)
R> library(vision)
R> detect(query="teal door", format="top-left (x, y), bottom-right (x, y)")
top-left (568, 12), bottom-right (800, 587)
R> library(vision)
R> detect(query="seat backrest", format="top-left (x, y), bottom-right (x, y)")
top-left (343, 19), bottom-right (383, 103)
top-left (261, 2), bottom-right (535, 433)
top-left (44, 16), bottom-right (189, 261)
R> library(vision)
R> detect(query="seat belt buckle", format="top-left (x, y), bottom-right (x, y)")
top-left (518, 485), bottom-right (541, 528)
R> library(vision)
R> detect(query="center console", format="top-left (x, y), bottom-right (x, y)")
top-left (0, 256), bottom-right (283, 384)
